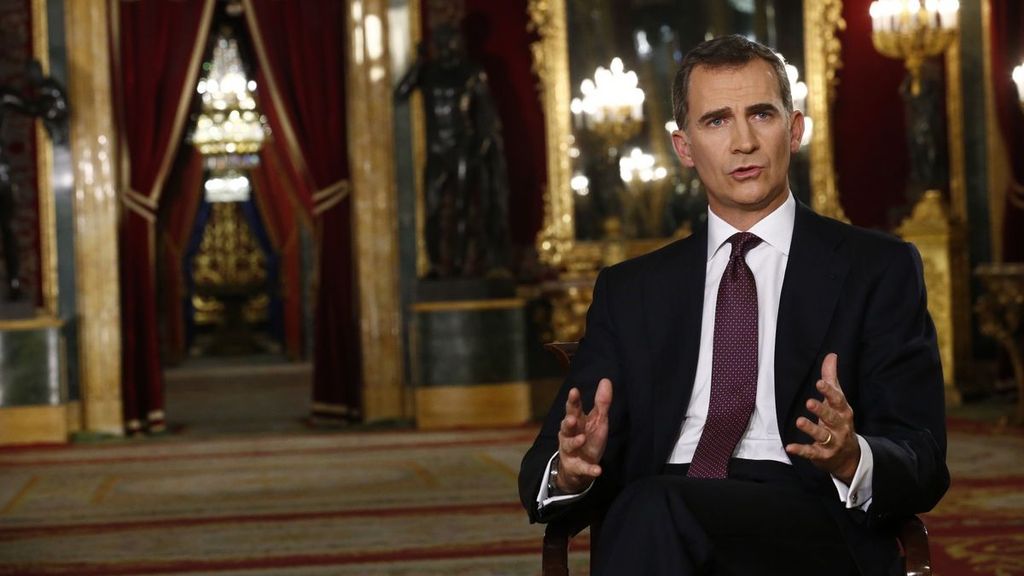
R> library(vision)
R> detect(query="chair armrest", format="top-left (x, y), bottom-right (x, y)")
top-left (899, 515), bottom-right (931, 576)
top-left (542, 523), bottom-right (571, 576)
top-left (542, 515), bottom-right (594, 576)
top-left (543, 342), bottom-right (579, 371)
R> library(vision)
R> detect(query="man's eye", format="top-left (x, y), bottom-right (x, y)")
top-left (708, 118), bottom-right (725, 127)
top-left (754, 111), bottom-right (772, 120)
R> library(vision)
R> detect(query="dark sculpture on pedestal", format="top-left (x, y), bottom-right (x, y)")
top-left (900, 60), bottom-right (948, 200)
top-left (0, 60), bottom-right (68, 301)
top-left (395, 24), bottom-right (510, 279)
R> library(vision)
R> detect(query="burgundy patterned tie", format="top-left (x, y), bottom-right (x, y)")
top-left (688, 232), bottom-right (762, 479)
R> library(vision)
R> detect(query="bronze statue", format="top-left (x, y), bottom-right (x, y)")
top-left (0, 60), bottom-right (68, 300)
top-left (395, 24), bottom-right (510, 278)
top-left (900, 61), bottom-right (947, 197)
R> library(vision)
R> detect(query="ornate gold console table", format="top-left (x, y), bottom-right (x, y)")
top-left (974, 263), bottom-right (1024, 423)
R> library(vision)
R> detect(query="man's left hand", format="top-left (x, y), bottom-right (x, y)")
top-left (785, 353), bottom-right (860, 485)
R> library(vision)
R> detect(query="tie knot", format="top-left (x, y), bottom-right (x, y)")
top-left (727, 232), bottom-right (762, 259)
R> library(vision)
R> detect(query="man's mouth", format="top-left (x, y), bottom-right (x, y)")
top-left (730, 165), bottom-right (763, 180)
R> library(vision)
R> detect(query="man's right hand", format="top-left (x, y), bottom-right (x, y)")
top-left (556, 378), bottom-right (613, 493)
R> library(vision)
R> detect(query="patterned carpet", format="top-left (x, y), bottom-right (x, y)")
top-left (924, 419), bottom-right (1024, 576)
top-left (0, 420), bottom-right (1020, 575)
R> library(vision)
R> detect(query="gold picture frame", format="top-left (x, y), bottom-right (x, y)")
top-left (528, 0), bottom-right (849, 270)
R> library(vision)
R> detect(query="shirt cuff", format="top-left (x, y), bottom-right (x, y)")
top-left (831, 435), bottom-right (874, 510)
top-left (537, 451), bottom-right (594, 509)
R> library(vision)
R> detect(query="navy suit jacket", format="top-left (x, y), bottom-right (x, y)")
top-left (519, 202), bottom-right (950, 574)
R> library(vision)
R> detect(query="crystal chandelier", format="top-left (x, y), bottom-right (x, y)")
top-left (190, 29), bottom-right (270, 203)
top-left (570, 58), bottom-right (645, 145)
top-left (869, 0), bottom-right (959, 96)
top-left (191, 31), bottom-right (269, 160)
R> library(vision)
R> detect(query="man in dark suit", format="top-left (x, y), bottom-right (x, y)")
top-left (519, 35), bottom-right (949, 575)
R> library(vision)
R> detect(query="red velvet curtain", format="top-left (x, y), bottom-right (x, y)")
top-left (159, 148), bottom-right (205, 363)
top-left (245, 0), bottom-right (362, 420)
top-left (834, 0), bottom-right (910, 229)
top-left (461, 1), bottom-right (547, 248)
top-left (251, 144), bottom-right (304, 359)
top-left (116, 0), bottom-right (214, 433)
top-left (990, 0), bottom-right (1024, 262)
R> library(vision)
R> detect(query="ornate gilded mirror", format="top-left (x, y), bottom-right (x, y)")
top-left (529, 0), bottom-right (845, 272)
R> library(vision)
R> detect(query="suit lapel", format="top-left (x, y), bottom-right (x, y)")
top-left (649, 224), bottom-right (708, 468)
top-left (774, 203), bottom-right (849, 434)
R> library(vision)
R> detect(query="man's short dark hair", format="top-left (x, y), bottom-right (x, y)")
top-left (672, 34), bottom-right (793, 131)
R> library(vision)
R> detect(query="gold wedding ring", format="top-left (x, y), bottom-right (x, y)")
top-left (820, 431), bottom-right (833, 447)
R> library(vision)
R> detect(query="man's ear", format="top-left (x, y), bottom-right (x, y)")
top-left (789, 110), bottom-right (805, 153)
top-left (671, 130), bottom-right (695, 168)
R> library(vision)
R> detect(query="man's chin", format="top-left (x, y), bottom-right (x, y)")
top-left (711, 187), bottom-right (788, 217)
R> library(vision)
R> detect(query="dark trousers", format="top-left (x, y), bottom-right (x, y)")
top-left (594, 459), bottom-right (859, 576)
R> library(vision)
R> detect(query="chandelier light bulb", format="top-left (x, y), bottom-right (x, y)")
top-left (1013, 63), bottom-right (1024, 105)
top-left (619, 148), bottom-right (666, 185)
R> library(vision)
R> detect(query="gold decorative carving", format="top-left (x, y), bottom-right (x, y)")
top-left (528, 0), bottom-right (574, 268)
top-left (64, 0), bottom-right (123, 435)
top-left (346, 0), bottom-right (406, 421)
top-left (191, 202), bottom-right (268, 327)
top-left (193, 203), bottom-right (266, 288)
top-left (805, 0), bottom-right (848, 222)
top-left (544, 276), bottom-right (594, 343)
top-left (409, 0), bottom-right (429, 277)
top-left (896, 190), bottom-right (961, 405)
top-left (973, 263), bottom-right (1024, 423)
top-left (944, 36), bottom-right (973, 395)
top-left (31, 0), bottom-right (58, 316)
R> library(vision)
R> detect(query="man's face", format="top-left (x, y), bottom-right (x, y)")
top-left (671, 59), bottom-right (804, 229)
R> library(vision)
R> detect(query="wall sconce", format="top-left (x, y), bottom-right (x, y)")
top-left (869, 0), bottom-right (959, 96)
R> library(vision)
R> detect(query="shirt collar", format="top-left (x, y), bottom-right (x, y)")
top-left (706, 192), bottom-right (795, 261)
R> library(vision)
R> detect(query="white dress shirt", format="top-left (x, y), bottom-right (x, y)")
top-left (539, 193), bottom-right (873, 510)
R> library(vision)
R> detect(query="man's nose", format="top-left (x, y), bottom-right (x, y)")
top-left (731, 120), bottom-right (758, 154)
